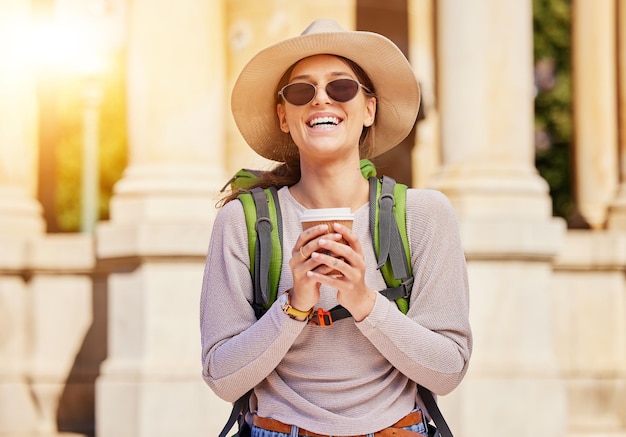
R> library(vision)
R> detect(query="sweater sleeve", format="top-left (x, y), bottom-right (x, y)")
top-left (199, 199), bottom-right (307, 402)
top-left (356, 189), bottom-right (472, 395)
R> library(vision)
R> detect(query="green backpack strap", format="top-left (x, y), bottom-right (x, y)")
top-left (237, 187), bottom-right (282, 318)
top-left (360, 158), bottom-right (377, 179)
top-left (368, 176), bottom-right (412, 314)
top-left (220, 168), bottom-right (263, 192)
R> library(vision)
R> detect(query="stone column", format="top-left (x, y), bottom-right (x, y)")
top-left (572, 0), bottom-right (619, 229)
top-left (0, 0), bottom-right (45, 237)
top-left (552, 231), bottom-right (626, 435)
top-left (95, 1), bottom-right (229, 436)
top-left (28, 235), bottom-right (97, 436)
top-left (224, 0), bottom-right (356, 175)
top-left (432, 1), bottom-right (566, 436)
top-left (408, 0), bottom-right (441, 188)
top-left (0, 0), bottom-right (45, 434)
top-left (608, 0), bottom-right (626, 229)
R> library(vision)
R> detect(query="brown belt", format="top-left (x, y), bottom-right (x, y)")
top-left (252, 410), bottom-right (423, 437)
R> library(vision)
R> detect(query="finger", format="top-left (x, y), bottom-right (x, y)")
top-left (317, 236), bottom-right (358, 264)
top-left (293, 238), bottom-right (337, 264)
top-left (330, 224), bottom-right (366, 268)
top-left (290, 244), bottom-right (332, 281)
top-left (311, 264), bottom-right (335, 275)
top-left (310, 251), bottom-right (347, 275)
top-left (333, 222), bottom-right (361, 251)
top-left (292, 224), bottom-right (337, 263)
top-left (294, 224), bottom-right (331, 251)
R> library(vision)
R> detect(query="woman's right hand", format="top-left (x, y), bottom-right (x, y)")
top-left (288, 224), bottom-right (343, 312)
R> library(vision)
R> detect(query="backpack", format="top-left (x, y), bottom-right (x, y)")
top-left (218, 160), bottom-right (451, 437)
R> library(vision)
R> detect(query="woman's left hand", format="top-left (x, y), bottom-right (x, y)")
top-left (307, 222), bottom-right (377, 322)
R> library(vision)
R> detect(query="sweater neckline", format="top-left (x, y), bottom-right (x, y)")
top-left (280, 186), bottom-right (369, 216)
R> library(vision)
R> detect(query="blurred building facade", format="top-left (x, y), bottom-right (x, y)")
top-left (0, 0), bottom-right (625, 436)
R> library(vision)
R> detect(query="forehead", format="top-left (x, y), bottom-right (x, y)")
top-left (289, 54), bottom-right (354, 80)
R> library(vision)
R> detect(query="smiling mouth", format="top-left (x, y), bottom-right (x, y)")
top-left (308, 116), bottom-right (341, 127)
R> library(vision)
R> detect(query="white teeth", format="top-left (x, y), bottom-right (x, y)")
top-left (309, 116), bottom-right (340, 127)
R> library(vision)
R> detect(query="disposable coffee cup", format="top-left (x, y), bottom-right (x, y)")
top-left (300, 208), bottom-right (354, 276)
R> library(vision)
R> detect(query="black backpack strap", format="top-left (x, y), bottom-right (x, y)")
top-left (369, 177), bottom-right (411, 287)
top-left (249, 187), bottom-right (282, 319)
top-left (218, 389), bottom-right (253, 437)
top-left (250, 188), bottom-right (272, 319)
top-left (418, 384), bottom-right (453, 437)
top-left (374, 176), bottom-right (393, 269)
top-left (375, 176), bottom-right (410, 280)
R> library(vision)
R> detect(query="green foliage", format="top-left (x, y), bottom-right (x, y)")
top-left (533, 0), bottom-right (575, 223)
top-left (55, 51), bottom-right (127, 232)
top-left (55, 82), bottom-right (82, 231)
top-left (98, 52), bottom-right (128, 222)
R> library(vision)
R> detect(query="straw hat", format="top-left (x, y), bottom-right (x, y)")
top-left (231, 19), bottom-right (421, 163)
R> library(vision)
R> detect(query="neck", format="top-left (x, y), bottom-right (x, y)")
top-left (290, 159), bottom-right (369, 210)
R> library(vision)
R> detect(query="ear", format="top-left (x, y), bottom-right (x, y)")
top-left (363, 97), bottom-right (376, 127)
top-left (277, 103), bottom-right (290, 133)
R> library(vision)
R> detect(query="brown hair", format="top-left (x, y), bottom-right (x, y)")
top-left (219, 56), bottom-right (376, 206)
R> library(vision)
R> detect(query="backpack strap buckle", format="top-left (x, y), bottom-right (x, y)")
top-left (398, 278), bottom-right (413, 299)
top-left (309, 308), bottom-right (333, 326)
top-left (255, 216), bottom-right (272, 232)
top-left (308, 305), bottom-right (354, 326)
top-left (379, 277), bottom-right (414, 301)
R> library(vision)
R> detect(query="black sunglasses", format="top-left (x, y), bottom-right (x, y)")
top-left (278, 78), bottom-right (372, 106)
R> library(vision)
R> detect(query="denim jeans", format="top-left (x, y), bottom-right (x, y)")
top-left (250, 409), bottom-right (429, 437)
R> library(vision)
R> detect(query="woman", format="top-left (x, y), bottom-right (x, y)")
top-left (201, 19), bottom-right (472, 437)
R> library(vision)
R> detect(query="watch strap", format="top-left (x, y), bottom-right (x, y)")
top-left (281, 292), bottom-right (313, 320)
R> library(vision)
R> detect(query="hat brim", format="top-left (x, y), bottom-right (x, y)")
top-left (231, 27), bottom-right (421, 162)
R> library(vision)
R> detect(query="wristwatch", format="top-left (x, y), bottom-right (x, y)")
top-left (279, 292), bottom-right (313, 321)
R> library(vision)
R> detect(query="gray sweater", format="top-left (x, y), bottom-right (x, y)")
top-left (200, 186), bottom-right (472, 435)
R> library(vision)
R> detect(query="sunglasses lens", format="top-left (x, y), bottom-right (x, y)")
top-left (282, 83), bottom-right (316, 106)
top-left (280, 79), bottom-right (362, 105)
top-left (326, 79), bottom-right (360, 102)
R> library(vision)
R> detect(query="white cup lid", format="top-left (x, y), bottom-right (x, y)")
top-left (299, 207), bottom-right (354, 222)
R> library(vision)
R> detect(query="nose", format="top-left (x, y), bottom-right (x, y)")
top-left (311, 84), bottom-right (332, 104)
